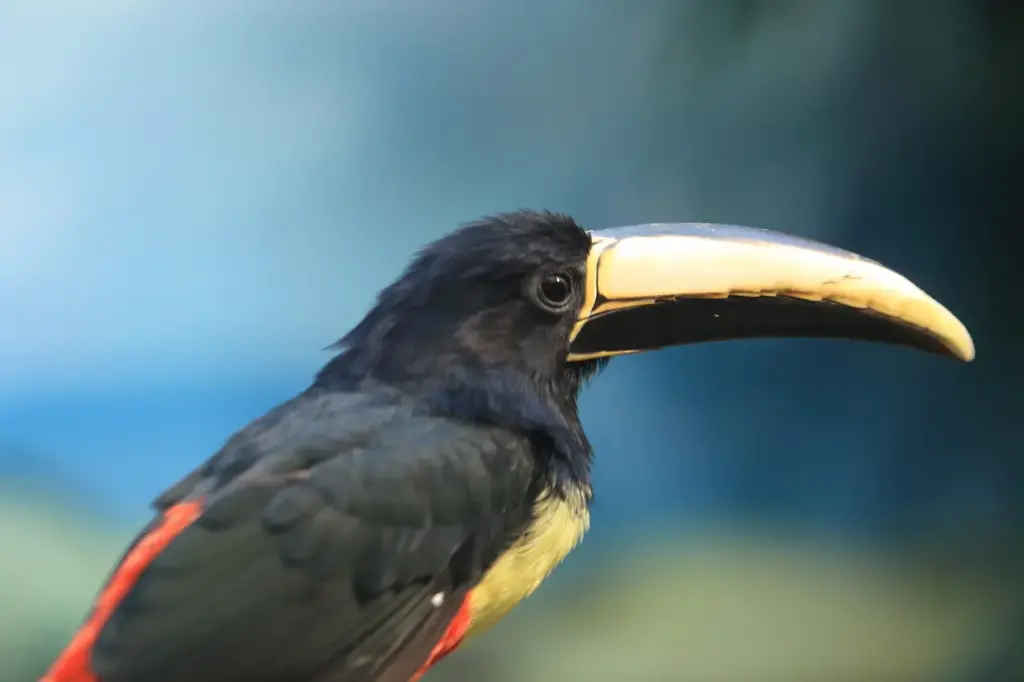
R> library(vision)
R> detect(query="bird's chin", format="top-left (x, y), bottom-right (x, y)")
top-left (565, 223), bottom-right (974, 363)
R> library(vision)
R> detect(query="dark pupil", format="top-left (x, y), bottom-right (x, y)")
top-left (541, 274), bottom-right (570, 304)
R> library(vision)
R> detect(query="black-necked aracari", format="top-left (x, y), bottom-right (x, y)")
top-left (42, 211), bottom-right (974, 682)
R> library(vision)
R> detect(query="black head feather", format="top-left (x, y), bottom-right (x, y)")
top-left (314, 210), bottom-right (604, 488)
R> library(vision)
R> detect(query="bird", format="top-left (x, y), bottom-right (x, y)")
top-left (41, 210), bottom-right (974, 682)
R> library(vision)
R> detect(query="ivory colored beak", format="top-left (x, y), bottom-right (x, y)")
top-left (567, 223), bottom-right (975, 363)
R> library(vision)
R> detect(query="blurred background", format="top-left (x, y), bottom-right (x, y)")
top-left (1, 1), bottom-right (1021, 681)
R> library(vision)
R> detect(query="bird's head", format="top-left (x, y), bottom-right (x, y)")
top-left (317, 210), bottom-right (974, 482)
top-left (321, 211), bottom-right (596, 394)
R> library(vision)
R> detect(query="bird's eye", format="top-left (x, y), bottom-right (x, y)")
top-left (532, 270), bottom-right (575, 313)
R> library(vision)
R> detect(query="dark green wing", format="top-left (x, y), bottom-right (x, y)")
top-left (90, 391), bottom-right (538, 682)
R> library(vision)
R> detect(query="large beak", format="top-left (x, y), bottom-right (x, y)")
top-left (567, 223), bottom-right (975, 363)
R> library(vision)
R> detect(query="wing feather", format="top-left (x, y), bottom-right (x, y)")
top-left (46, 392), bottom-right (537, 682)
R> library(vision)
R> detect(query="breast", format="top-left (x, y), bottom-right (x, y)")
top-left (464, 485), bottom-right (590, 637)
